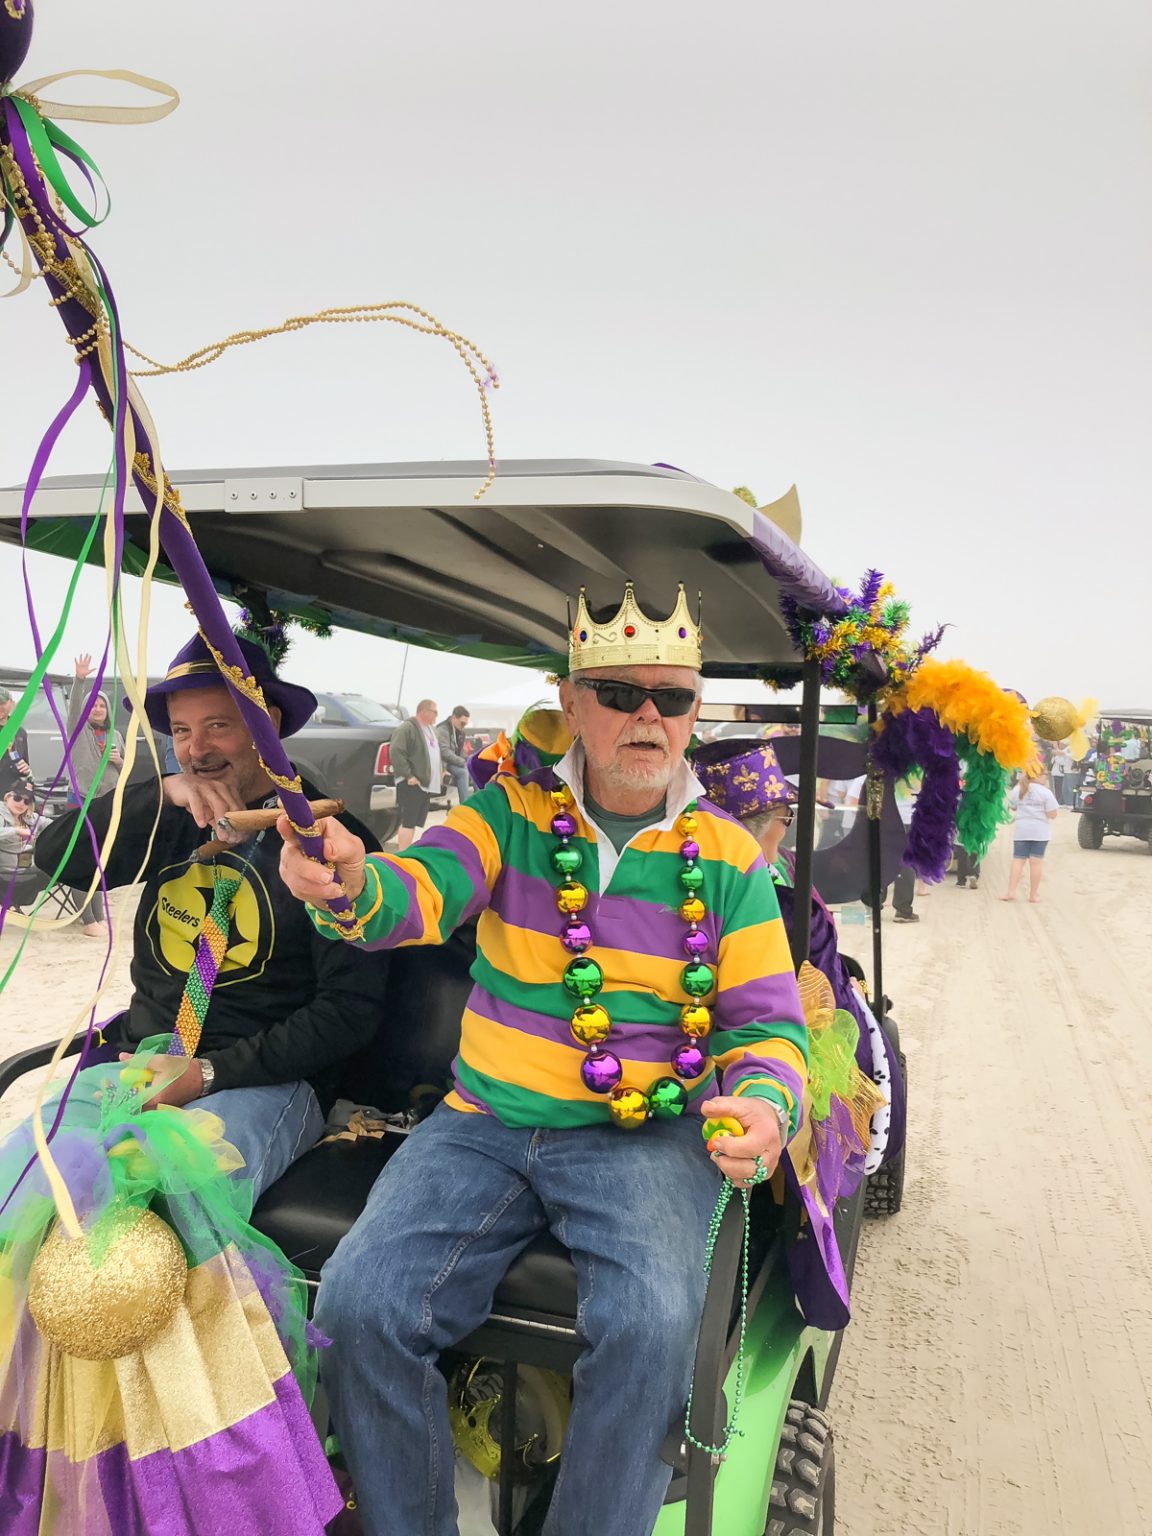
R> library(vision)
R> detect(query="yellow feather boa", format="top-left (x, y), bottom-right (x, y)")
top-left (886, 659), bottom-right (1039, 772)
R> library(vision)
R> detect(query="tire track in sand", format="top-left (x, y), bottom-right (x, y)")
top-left (833, 815), bottom-right (1152, 1535)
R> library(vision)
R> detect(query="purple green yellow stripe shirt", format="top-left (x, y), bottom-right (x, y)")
top-left (308, 745), bottom-right (808, 1134)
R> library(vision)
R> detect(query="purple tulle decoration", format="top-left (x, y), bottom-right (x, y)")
top-left (871, 707), bottom-right (962, 882)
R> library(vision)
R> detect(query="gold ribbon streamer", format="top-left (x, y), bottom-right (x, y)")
top-left (14, 69), bottom-right (179, 125)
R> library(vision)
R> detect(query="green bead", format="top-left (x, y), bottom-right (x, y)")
top-left (681, 961), bottom-right (715, 998)
top-left (648, 1076), bottom-right (688, 1119)
top-left (679, 864), bottom-right (704, 892)
top-left (563, 956), bottom-right (604, 999)
top-left (551, 844), bottom-right (584, 877)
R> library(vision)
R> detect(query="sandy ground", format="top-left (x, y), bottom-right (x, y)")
top-left (2, 811), bottom-right (1150, 1533)
top-left (834, 812), bottom-right (1152, 1536)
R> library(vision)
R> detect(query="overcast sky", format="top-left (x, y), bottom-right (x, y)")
top-left (2, 0), bottom-right (1149, 713)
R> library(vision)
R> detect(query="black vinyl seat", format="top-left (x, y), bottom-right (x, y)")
top-left (250, 925), bottom-right (583, 1340)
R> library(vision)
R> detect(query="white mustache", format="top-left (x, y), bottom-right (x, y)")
top-left (618, 728), bottom-right (668, 752)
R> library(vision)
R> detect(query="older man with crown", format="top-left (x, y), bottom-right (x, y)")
top-left (278, 584), bottom-right (809, 1536)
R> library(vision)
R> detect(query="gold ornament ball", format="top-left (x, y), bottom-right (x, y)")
top-left (608, 1085), bottom-right (650, 1129)
top-left (1030, 696), bottom-right (1078, 743)
top-left (28, 1205), bottom-right (188, 1360)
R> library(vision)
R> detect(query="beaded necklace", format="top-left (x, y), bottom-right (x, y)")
top-left (549, 782), bottom-right (714, 1130)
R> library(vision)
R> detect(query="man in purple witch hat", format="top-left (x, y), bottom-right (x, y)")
top-left (35, 634), bottom-right (390, 1199)
top-left (691, 736), bottom-right (906, 1325)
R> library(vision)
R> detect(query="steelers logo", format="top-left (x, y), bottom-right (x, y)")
top-left (146, 851), bottom-right (275, 987)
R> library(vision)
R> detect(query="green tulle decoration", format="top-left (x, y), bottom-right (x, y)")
top-left (807, 1008), bottom-right (861, 1122)
top-left (955, 738), bottom-right (1013, 860)
top-left (0, 1034), bottom-right (317, 1400)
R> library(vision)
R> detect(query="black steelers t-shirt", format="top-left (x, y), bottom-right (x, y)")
top-left (36, 775), bottom-right (388, 1106)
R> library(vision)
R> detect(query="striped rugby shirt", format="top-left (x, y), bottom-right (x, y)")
top-left (309, 744), bottom-right (808, 1133)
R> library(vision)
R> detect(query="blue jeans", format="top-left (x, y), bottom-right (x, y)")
top-left (200, 1080), bottom-right (324, 1204)
top-left (315, 1105), bottom-right (721, 1536)
top-left (447, 763), bottom-right (472, 801)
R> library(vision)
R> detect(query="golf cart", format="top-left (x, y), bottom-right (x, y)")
top-left (0, 460), bottom-right (909, 1536)
top-left (1075, 712), bottom-right (1152, 852)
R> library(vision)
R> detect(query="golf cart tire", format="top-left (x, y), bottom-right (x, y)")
top-left (865, 1051), bottom-right (907, 1219)
top-left (1077, 815), bottom-right (1104, 850)
top-left (765, 1402), bottom-right (835, 1536)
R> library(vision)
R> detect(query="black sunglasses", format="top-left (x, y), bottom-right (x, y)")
top-left (8, 792), bottom-right (32, 804)
top-left (574, 678), bottom-right (698, 718)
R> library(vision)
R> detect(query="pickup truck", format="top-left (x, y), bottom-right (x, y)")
top-left (292, 692), bottom-right (403, 844)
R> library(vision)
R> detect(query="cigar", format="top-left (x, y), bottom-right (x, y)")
top-left (194, 798), bottom-right (344, 861)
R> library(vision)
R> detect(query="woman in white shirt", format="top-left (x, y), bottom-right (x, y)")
top-left (1001, 772), bottom-right (1060, 903)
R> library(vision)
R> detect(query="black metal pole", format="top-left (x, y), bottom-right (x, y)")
top-left (789, 658), bottom-right (821, 968)
top-left (866, 699), bottom-right (886, 1021)
top-left (498, 1360), bottom-right (518, 1536)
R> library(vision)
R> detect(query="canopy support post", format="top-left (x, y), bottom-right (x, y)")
top-left (789, 657), bottom-right (821, 969)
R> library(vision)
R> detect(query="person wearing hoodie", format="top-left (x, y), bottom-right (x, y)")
top-left (65, 653), bottom-right (125, 935)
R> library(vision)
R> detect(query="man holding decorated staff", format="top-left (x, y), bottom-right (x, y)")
top-left (34, 634), bottom-right (388, 1199)
top-left (278, 585), bottom-right (809, 1536)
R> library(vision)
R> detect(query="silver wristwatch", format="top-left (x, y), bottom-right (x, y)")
top-left (196, 1057), bottom-right (216, 1098)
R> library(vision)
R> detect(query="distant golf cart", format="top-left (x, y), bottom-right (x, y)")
top-left (1075, 712), bottom-right (1152, 852)
top-left (0, 460), bottom-right (910, 1536)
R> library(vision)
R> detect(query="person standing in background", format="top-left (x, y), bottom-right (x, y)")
top-left (1049, 744), bottom-right (1072, 806)
top-left (66, 653), bottom-right (125, 936)
top-left (0, 688), bottom-right (33, 796)
top-left (389, 698), bottom-right (442, 852)
top-left (1002, 771), bottom-right (1059, 903)
top-left (436, 704), bottom-right (473, 803)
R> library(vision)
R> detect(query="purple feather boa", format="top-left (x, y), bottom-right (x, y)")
top-left (871, 707), bottom-right (962, 882)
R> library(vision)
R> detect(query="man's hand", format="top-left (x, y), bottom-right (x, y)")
top-left (278, 814), bottom-right (369, 904)
top-left (162, 770), bottom-right (247, 833)
top-left (74, 652), bottom-right (94, 681)
top-left (406, 775), bottom-right (420, 786)
top-left (109, 746), bottom-right (123, 767)
top-left (700, 1094), bottom-right (784, 1185)
top-left (119, 1052), bottom-right (204, 1107)
top-left (14, 759), bottom-right (30, 777)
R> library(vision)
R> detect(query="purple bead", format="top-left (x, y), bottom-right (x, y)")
top-left (562, 920), bottom-right (592, 952)
top-left (671, 1042), bottom-right (707, 1080)
top-left (551, 812), bottom-right (577, 839)
top-left (678, 627), bottom-right (687, 638)
top-left (581, 1050), bottom-right (623, 1094)
top-left (683, 928), bottom-right (709, 958)
top-left (680, 839), bottom-right (699, 861)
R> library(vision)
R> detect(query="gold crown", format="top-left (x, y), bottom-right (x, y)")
top-left (568, 583), bottom-right (702, 673)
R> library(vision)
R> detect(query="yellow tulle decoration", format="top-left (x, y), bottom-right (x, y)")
top-left (888, 658), bottom-right (1039, 772)
top-left (796, 964), bottom-right (885, 1147)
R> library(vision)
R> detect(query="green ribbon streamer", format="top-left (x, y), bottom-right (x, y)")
top-left (10, 97), bottom-right (110, 229)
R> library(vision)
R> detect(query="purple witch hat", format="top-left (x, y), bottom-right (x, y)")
top-left (138, 634), bottom-right (318, 739)
top-left (691, 737), bottom-right (799, 819)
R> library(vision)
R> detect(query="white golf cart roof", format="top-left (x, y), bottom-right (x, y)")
top-left (0, 459), bottom-right (847, 678)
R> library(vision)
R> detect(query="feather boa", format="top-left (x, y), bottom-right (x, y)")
top-left (871, 707), bottom-right (962, 881)
top-left (954, 739), bottom-right (1013, 861)
top-left (893, 659), bottom-right (1038, 771)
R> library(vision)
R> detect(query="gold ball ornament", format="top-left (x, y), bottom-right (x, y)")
top-left (1030, 696), bottom-right (1079, 743)
top-left (607, 1085), bottom-right (650, 1129)
top-left (28, 1205), bottom-right (187, 1360)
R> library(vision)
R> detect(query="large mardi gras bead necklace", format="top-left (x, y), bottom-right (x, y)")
top-left (550, 784), bottom-right (714, 1130)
